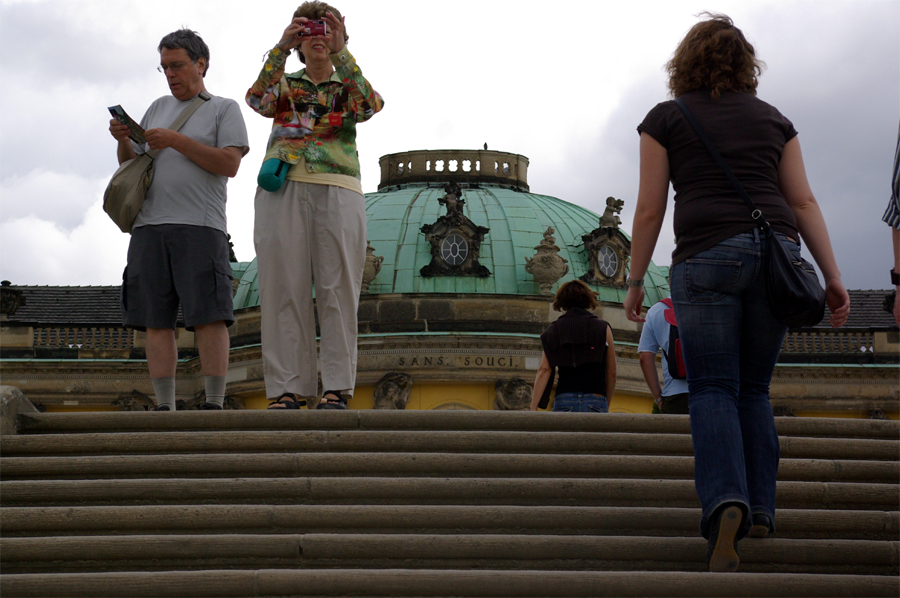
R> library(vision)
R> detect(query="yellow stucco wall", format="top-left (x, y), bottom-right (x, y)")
top-left (242, 383), bottom-right (652, 412)
top-left (42, 392), bottom-right (898, 419)
top-left (168, 384), bottom-right (897, 418)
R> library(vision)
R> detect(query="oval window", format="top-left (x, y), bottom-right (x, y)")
top-left (598, 245), bottom-right (618, 277)
top-left (441, 234), bottom-right (468, 266)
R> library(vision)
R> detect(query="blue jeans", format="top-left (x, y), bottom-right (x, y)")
top-left (670, 230), bottom-right (790, 539)
top-left (552, 393), bottom-right (609, 413)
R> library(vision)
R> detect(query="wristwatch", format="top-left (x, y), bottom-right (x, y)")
top-left (627, 278), bottom-right (644, 288)
top-left (892, 268), bottom-right (900, 286)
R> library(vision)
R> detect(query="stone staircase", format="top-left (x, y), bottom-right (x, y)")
top-left (1, 410), bottom-right (897, 597)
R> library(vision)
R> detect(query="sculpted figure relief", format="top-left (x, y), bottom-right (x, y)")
top-left (113, 390), bottom-right (156, 411)
top-left (493, 378), bottom-right (533, 410)
top-left (437, 181), bottom-right (465, 215)
top-left (373, 372), bottom-right (413, 409)
top-left (181, 391), bottom-right (245, 410)
top-left (598, 197), bottom-right (625, 230)
top-left (0, 282), bottom-right (25, 316)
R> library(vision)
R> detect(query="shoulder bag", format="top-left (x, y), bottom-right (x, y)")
top-left (674, 97), bottom-right (826, 329)
top-left (103, 92), bottom-right (210, 233)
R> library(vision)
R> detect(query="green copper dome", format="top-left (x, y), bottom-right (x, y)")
top-left (234, 150), bottom-right (669, 309)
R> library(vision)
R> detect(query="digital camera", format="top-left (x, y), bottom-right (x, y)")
top-left (301, 20), bottom-right (327, 36)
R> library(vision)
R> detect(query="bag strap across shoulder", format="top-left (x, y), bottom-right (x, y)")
top-left (673, 97), bottom-right (770, 233)
top-left (145, 91), bottom-right (211, 159)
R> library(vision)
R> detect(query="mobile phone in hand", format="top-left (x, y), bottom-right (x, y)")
top-left (108, 105), bottom-right (147, 144)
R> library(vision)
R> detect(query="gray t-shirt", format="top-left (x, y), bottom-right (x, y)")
top-left (132, 93), bottom-right (249, 233)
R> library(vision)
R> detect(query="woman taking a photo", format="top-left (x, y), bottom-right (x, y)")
top-left (246, 1), bottom-right (383, 410)
top-left (531, 280), bottom-right (616, 413)
top-left (624, 14), bottom-right (849, 572)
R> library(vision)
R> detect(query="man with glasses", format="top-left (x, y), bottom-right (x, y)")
top-left (108, 29), bottom-right (249, 411)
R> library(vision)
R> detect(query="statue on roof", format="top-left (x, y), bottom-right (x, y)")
top-left (598, 197), bottom-right (624, 230)
top-left (438, 181), bottom-right (465, 215)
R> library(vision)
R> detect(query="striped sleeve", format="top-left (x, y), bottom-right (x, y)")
top-left (885, 123), bottom-right (900, 229)
top-left (884, 198), bottom-right (900, 229)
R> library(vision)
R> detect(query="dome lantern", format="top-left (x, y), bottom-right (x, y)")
top-left (379, 149), bottom-right (529, 192)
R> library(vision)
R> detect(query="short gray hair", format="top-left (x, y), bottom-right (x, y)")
top-left (158, 29), bottom-right (210, 77)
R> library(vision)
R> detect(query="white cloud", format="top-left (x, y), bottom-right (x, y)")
top-left (1, 170), bottom-right (108, 229)
top-left (0, 0), bottom-right (897, 291)
top-left (0, 200), bottom-right (129, 286)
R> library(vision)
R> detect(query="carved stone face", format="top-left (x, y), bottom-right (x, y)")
top-left (374, 372), bottom-right (414, 409)
top-left (493, 378), bottom-right (532, 410)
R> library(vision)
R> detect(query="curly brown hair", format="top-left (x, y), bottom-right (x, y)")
top-left (293, 1), bottom-right (349, 64)
top-left (666, 13), bottom-right (765, 100)
top-left (552, 280), bottom-right (599, 312)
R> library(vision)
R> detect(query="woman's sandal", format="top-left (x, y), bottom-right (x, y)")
top-left (267, 393), bottom-right (306, 409)
top-left (317, 390), bottom-right (347, 410)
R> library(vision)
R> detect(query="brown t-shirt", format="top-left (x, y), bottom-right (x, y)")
top-left (637, 91), bottom-right (799, 264)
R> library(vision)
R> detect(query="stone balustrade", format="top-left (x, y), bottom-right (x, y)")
top-left (781, 331), bottom-right (875, 354)
top-left (33, 327), bottom-right (133, 350)
top-left (379, 149), bottom-right (529, 191)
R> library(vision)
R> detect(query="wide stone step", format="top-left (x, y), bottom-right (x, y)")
top-left (0, 430), bottom-right (696, 456)
top-left (14, 410), bottom-right (900, 440)
top-left (2, 453), bottom-right (896, 483)
top-left (3, 410), bottom-right (897, 598)
top-left (1, 568), bottom-right (897, 597)
top-left (2, 477), bottom-right (896, 509)
top-left (4, 505), bottom-right (896, 540)
top-left (2, 453), bottom-right (897, 483)
top-left (3, 430), bottom-right (897, 460)
top-left (2, 533), bottom-right (896, 575)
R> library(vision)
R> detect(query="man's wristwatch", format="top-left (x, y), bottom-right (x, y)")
top-left (627, 278), bottom-right (644, 288)
top-left (892, 268), bottom-right (900, 286)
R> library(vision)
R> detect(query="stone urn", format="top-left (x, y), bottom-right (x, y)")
top-left (361, 241), bottom-right (384, 293)
top-left (524, 227), bottom-right (569, 294)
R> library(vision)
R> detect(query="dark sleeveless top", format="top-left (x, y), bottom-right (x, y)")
top-left (540, 308), bottom-right (610, 402)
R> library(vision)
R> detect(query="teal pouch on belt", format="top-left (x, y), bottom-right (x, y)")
top-left (258, 158), bottom-right (289, 192)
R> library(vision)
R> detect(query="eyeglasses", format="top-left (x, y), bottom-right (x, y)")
top-left (157, 60), bottom-right (193, 74)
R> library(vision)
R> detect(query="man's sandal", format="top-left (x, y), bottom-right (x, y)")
top-left (267, 393), bottom-right (306, 409)
top-left (317, 390), bottom-right (347, 410)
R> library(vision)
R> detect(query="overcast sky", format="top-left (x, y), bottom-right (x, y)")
top-left (1, 0), bottom-right (897, 291)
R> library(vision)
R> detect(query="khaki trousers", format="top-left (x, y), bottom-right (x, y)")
top-left (254, 181), bottom-right (366, 399)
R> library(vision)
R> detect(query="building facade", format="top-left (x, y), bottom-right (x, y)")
top-left (1, 150), bottom-right (897, 417)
